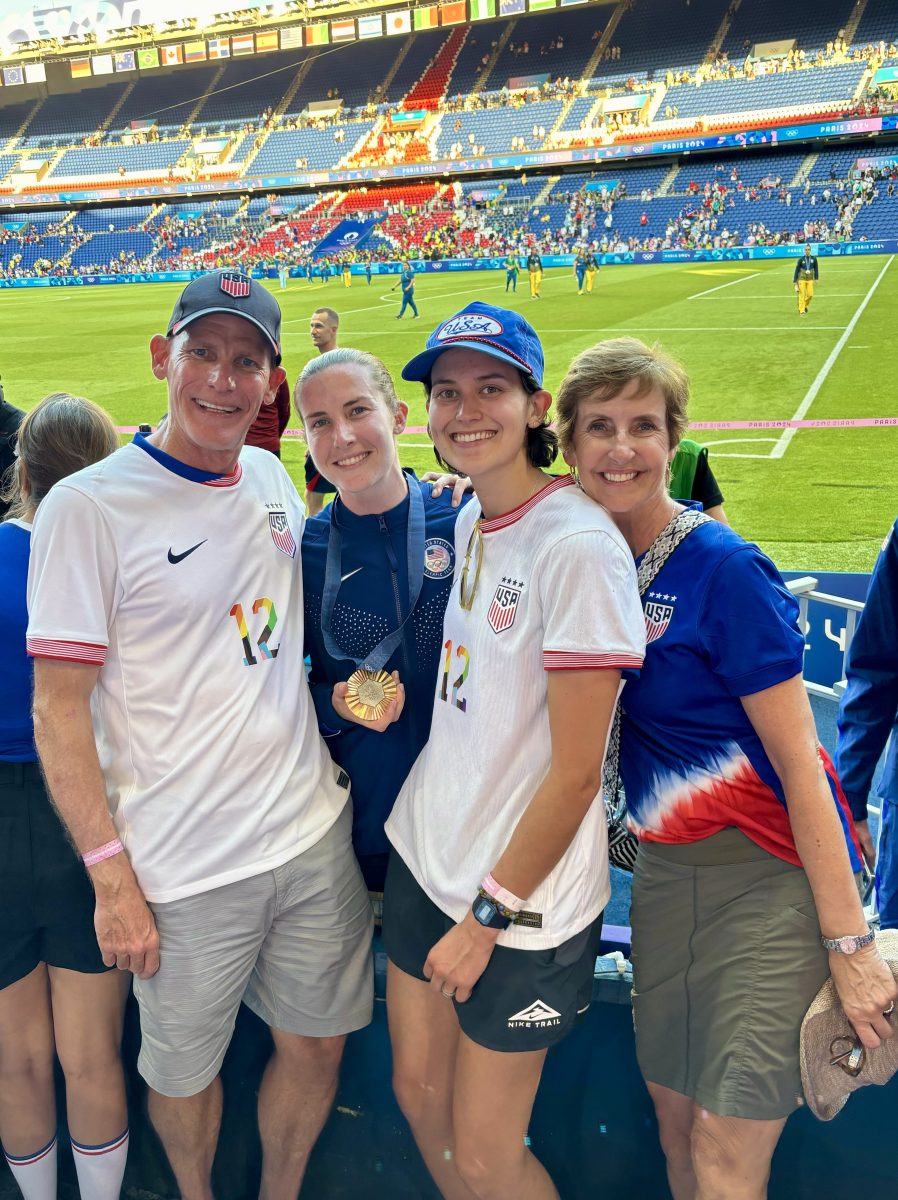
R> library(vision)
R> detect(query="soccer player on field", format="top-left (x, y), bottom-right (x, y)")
top-left (382, 302), bottom-right (645, 1200)
top-left (584, 249), bottom-right (599, 293)
top-left (793, 243), bottom-right (818, 315)
top-left (527, 249), bottom-right (543, 298)
top-left (504, 251), bottom-right (521, 293)
top-left (393, 260), bottom-right (419, 320)
top-left (574, 248), bottom-right (587, 294)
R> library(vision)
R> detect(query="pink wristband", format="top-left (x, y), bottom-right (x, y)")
top-left (481, 872), bottom-right (525, 913)
top-left (82, 838), bottom-right (124, 868)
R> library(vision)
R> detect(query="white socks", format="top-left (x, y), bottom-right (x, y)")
top-left (4, 1135), bottom-right (58, 1200)
top-left (71, 1129), bottom-right (129, 1200)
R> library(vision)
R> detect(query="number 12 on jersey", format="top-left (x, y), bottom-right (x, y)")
top-left (439, 639), bottom-right (470, 711)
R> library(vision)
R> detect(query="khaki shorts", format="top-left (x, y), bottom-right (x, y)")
top-left (135, 802), bottom-right (374, 1097)
top-left (631, 828), bottom-right (829, 1120)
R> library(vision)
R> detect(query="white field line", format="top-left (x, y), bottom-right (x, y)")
top-left (702, 437), bottom-right (779, 447)
top-left (687, 272), bottom-right (761, 299)
top-left (282, 279), bottom-right (511, 323)
top-left (692, 292), bottom-right (868, 300)
top-left (698, 451), bottom-right (774, 459)
top-left (771, 255), bottom-right (894, 460)
top-left (539, 326), bottom-right (846, 332)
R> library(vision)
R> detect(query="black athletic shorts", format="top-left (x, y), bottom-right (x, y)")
top-left (0, 761), bottom-right (109, 988)
top-left (303, 450), bottom-right (335, 495)
top-left (382, 851), bottom-right (603, 1052)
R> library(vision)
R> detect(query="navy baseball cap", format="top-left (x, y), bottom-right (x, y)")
top-left (167, 270), bottom-right (282, 365)
top-left (401, 301), bottom-right (544, 389)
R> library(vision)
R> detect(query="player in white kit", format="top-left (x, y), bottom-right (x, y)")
top-left (383, 302), bottom-right (645, 1200)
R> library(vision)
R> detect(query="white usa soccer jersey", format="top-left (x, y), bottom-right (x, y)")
top-left (386, 475), bottom-right (645, 950)
top-left (27, 436), bottom-right (349, 903)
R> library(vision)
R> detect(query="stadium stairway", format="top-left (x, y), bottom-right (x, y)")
top-left (704, 0), bottom-right (742, 64)
top-left (379, 36), bottom-right (417, 106)
top-left (472, 19), bottom-right (517, 94)
top-left (101, 82), bottom-right (136, 138)
top-left (403, 26), bottom-right (469, 110)
top-left (186, 64), bottom-right (228, 132)
top-left (580, 0), bottom-right (627, 86)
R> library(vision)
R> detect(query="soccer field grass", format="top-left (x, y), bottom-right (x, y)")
top-left (3, 256), bottom-right (896, 572)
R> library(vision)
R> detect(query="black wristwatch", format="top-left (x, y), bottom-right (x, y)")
top-left (472, 894), bottom-right (511, 930)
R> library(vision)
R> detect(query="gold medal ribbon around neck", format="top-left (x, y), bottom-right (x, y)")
top-left (459, 517), bottom-right (484, 611)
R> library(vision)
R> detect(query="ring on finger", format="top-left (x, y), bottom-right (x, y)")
top-left (884, 1000), bottom-right (895, 1019)
top-left (440, 985), bottom-right (456, 999)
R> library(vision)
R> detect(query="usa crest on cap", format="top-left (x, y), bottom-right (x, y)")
top-left (220, 271), bottom-right (251, 299)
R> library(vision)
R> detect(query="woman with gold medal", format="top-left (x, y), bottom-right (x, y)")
top-left (382, 302), bottom-right (646, 1200)
top-left (296, 347), bottom-right (471, 897)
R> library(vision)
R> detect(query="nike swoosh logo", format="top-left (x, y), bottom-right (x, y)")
top-left (340, 566), bottom-right (363, 583)
top-left (167, 540), bottom-right (208, 564)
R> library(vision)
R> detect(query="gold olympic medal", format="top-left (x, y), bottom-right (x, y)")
top-left (344, 669), bottom-right (398, 722)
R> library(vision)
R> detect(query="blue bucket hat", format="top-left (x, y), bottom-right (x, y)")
top-left (401, 301), bottom-right (544, 389)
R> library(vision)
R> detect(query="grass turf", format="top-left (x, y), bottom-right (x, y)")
top-left (2, 256), bottom-right (896, 572)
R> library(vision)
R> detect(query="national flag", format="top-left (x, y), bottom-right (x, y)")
top-left (469, 0), bottom-right (496, 17)
top-left (231, 33), bottom-right (254, 55)
top-left (137, 48), bottom-right (159, 69)
top-left (528, 0), bottom-right (556, 9)
top-left (499, 0), bottom-right (525, 12)
top-left (440, 2), bottom-right (467, 23)
top-left (331, 19), bottom-right (355, 42)
top-left (414, 5), bottom-right (439, 28)
top-left (358, 13), bottom-right (383, 38)
top-left (256, 30), bottom-right (279, 52)
top-left (70, 58), bottom-right (91, 78)
top-left (24, 63), bottom-right (46, 83)
top-left (184, 41), bottom-right (206, 62)
top-left (386, 10), bottom-right (412, 34)
top-left (207, 37), bottom-right (230, 59)
top-left (114, 50), bottom-right (136, 71)
top-left (2, 66), bottom-right (24, 85)
top-left (305, 23), bottom-right (329, 46)
top-left (91, 54), bottom-right (114, 75)
top-left (161, 45), bottom-right (183, 65)
top-left (280, 26), bottom-right (304, 49)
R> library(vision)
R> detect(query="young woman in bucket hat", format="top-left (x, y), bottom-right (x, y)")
top-left (382, 303), bottom-right (645, 1200)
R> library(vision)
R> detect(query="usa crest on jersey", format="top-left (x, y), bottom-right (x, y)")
top-left (268, 510), bottom-right (296, 558)
top-left (488, 578), bottom-right (523, 633)
top-left (644, 595), bottom-right (674, 643)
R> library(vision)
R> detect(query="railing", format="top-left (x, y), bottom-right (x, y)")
top-left (785, 575), bottom-right (864, 702)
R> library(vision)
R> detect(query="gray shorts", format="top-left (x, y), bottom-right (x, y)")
top-left (631, 827), bottom-right (829, 1120)
top-left (134, 802), bottom-right (374, 1097)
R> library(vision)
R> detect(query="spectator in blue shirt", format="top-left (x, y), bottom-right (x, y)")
top-left (837, 518), bottom-right (898, 921)
top-left (0, 393), bottom-right (127, 1200)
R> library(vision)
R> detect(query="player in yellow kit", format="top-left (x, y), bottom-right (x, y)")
top-left (793, 244), bottom-right (818, 315)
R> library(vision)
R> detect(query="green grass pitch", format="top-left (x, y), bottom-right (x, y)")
top-left (3, 256), bottom-right (897, 573)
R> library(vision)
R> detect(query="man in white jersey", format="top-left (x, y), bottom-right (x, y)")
top-left (27, 270), bottom-right (373, 1200)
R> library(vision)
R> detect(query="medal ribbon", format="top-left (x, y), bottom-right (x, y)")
top-left (320, 478), bottom-right (426, 673)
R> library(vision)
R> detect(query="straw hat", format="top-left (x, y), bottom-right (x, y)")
top-left (800, 928), bottom-right (898, 1120)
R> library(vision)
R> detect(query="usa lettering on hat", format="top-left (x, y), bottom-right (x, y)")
top-left (219, 271), bottom-right (251, 299)
top-left (435, 313), bottom-right (506, 341)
